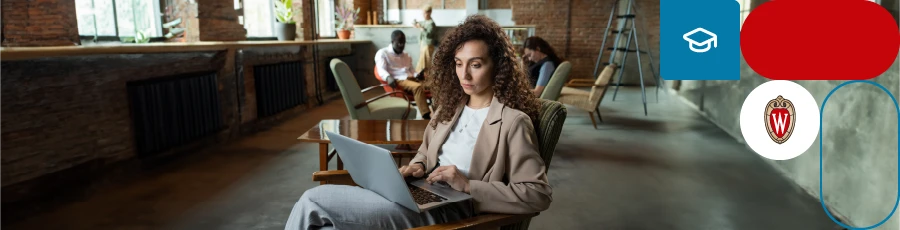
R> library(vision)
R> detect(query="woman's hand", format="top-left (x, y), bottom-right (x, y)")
top-left (399, 163), bottom-right (425, 178)
top-left (426, 165), bottom-right (470, 193)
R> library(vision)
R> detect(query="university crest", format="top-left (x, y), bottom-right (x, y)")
top-left (765, 95), bottom-right (795, 144)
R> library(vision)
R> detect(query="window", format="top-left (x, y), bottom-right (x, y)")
top-left (239, 0), bottom-right (276, 37)
top-left (75, 0), bottom-right (163, 38)
top-left (316, 0), bottom-right (336, 38)
top-left (237, 0), bottom-right (334, 38)
top-left (737, 0), bottom-right (751, 28)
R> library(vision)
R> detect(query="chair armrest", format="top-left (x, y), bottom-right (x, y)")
top-left (312, 170), bottom-right (351, 181)
top-left (408, 213), bottom-right (538, 230)
top-left (565, 79), bottom-right (602, 87)
top-left (362, 84), bottom-right (391, 93)
top-left (312, 170), bottom-right (356, 186)
top-left (568, 79), bottom-right (594, 83)
top-left (565, 83), bottom-right (606, 87)
top-left (355, 91), bottom-right (413, 119)
top-left (354, 92), bottom-right (411, 109)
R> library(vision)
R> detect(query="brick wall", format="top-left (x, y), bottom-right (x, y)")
top-left (371, 0), bottom-right (384, 23)
top-left (1, 43), bottom-right (368, 217)
top-left (1, 0), bottom-right (80, 46)
top-left (0, 3), bottom-right (3, 43)
top-left (350, 0), bottom-right (372, 25)
top-left (488, 0), bottom-right (511, 9)
top-left (445, 0), bottom-right (466, 9)
top-left (511, 0), bottom-right (659, 81)
top-left (196, 0), bottom-right (247, 41)
top-left (293, 0), bottom-right (314, 40)
top-left (405, 0), bottom-right (442, 9)
top-left (1, 52), bottom-right (226, 190)
top-left (384, 0), bottom-right (462, 9)
top-left (166, 0), bottom-right (201, 42)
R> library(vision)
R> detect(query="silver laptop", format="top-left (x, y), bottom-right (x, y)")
top-left (324, 131), bottom-right (473, 212)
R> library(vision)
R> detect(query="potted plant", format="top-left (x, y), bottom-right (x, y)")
top-left (274, 0), bottom-right (296, 41)
top-left (335, 5), bottom-right (359, 40)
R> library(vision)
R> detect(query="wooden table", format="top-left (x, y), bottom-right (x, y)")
top-left (298, 119), bottom-right (431, 171)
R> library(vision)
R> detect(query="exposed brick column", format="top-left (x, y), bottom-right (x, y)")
top-left (0, 4), bottom-right (3, 42)
top-left (510, 0), bottom-right (574, 73)
top-left (196, 0), bottom-right (247, 41)
top-left (292, 0), bottom-right (314, 40)
top-left (488, 0), bottom-right (511, 9)
top-left (371, 0), bottom-right (384, 24)
top-left (166, 0), bottom-right (200, 42)
top-left (350, 0), bottom-right (371, 25)
top-left (1, 0), bottom-right (80, 47)
top-left (511, 0), bottom-right (660, 81)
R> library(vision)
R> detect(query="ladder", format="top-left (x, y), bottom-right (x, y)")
top-left (591, 0), bottom-right (662, 116)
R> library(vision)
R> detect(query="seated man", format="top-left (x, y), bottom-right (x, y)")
top-left (376, 30), bottom-right (432, 119)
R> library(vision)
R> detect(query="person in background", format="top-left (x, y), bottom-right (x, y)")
top-left (522, 37), bottom-right (563, 97)
top-left (376, 30), bottom-right (432, 119)
top-left (413, 5), bottom-right (437, 75)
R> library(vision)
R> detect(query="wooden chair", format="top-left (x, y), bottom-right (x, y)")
top-left (330, 59), bottom-right (414, 120)
top-left (557, 64), bottom-right (617, 129)
top-left (312, 99), bottom-right (568, 230)
top-left (539, 61), bottom-right (572, 101)
top-left (374, 66), bottom-right (434, 111)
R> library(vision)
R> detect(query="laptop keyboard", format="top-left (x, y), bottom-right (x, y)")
top-left (409, 185), bottom-right (447, 205)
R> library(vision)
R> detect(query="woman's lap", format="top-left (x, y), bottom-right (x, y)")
top-left (285, 185), bottom-right (474, 230)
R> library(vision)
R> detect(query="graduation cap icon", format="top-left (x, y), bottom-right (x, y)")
top-left (683, 28), bottom-right (717, 53)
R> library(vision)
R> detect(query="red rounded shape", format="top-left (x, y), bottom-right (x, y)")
top-left (741, 0), bottom-right (900, 80)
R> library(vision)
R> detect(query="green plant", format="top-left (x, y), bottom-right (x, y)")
top-left (335, 5), bottom-right (359, 31)
top-left (134, 29), bottom-right (151, 43)
top-left (274, 0), bottom-right (294, 24)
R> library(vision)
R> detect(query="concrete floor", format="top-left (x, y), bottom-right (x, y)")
top-left (5, 87), bottom-right (843, 230)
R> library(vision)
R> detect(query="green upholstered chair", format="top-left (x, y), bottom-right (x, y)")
top-left (330, 59), bottom-right (414, 120)
top-left (313, 99), bottom-right (568, 230)
top-left (539, 61), bottom-right (572, 101)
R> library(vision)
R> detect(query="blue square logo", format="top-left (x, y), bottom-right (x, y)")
top-left (661, 0), bottom-right (741, 80)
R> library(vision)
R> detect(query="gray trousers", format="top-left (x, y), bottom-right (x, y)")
top-left (285, 185), bottom-right (475, 230)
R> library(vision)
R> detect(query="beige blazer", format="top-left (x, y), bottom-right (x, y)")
top-left (411, 96), bottom-right (553, 214)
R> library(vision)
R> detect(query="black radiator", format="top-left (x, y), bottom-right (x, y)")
top-left (325, 58), bottom-right (340, 92)
top-left (253, 61), bottom-right (307, 118)
top-left (128, 72), bottom-right (224, 157)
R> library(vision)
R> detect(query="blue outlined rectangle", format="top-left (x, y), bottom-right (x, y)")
top-left (660, 0), bottom-right (741, 80)
top-left (819, 80), bottom-right (899, 230)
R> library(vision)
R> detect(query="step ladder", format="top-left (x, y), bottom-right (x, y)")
top-left (591, 0), bottom-right (663, 116)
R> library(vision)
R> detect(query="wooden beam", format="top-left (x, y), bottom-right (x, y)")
top-left (0, 39), bottom-right (371, 61)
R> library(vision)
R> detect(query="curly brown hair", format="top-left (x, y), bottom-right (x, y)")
top-left (425, 15), bottom-right (540, 128)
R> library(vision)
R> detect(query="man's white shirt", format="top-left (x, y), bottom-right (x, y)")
top-left (375, 45), bottom-right (415, 81)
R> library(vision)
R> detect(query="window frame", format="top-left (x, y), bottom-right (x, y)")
top-left (76, 0), bottom-right (166, 41)
top-left (237, 0), bottom-right (279, 40)
top-left (738, 0), bottom-right (751, 29)
top-left (315, 0), bottom-right (337, 39)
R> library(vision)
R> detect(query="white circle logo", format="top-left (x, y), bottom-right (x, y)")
top-left (739, 80), bottom-right (820, 160)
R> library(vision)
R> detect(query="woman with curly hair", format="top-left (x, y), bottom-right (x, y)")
top-left (284, 15), bottom-right (552, 230)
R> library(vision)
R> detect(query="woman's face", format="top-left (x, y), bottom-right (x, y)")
top-left (523, 48), bottom-right (542, 62)
top-left (455, 40), bottom-right (495, 96)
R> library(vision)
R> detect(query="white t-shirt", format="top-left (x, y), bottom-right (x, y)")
top-left (438, 106), bottom-right (490, 177)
